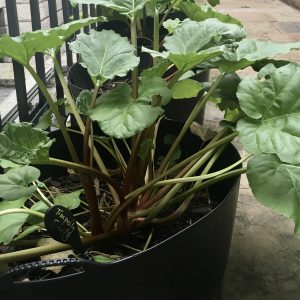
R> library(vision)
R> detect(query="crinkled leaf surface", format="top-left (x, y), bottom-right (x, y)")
top-left (71, 0), bottom-right (149, 18)
top-left (247, 154), bottom-right (300, 237)
top-left (168, 49), bottom-right (224, 72)
top-left (90, 84), bottom-right (164, 139)
top-left (171, 79), bottom-right (202, 99)
top-left (0, 166), bottom-right (40, 201)
top-left (0, 159), bottom-right (20, 169)
top-left (163, 18), bottom-right (244, 71)
top-left (138, 75), bottom-right (172, 105)
top-left (218, 39), bottom-right (300, 73)
top-left (164, 19), bottom-right (244, 54)
top-left (54, 189), bottom-right (83, 210)
top-left (76, 90), bottom-right (93, 115)
top-left (237, 63), bottom-right (300, 164)
top-left (0, 123), bottom-right (54, 165)
top-left (0, 17), bottom-right (101, 65)
top-left (0, 199), bottom-right (28, 244)
top-left (163, 18), bottom-right (182, 34)
top-left (70, 30), bottom-right (139, 81)
top-left (180, 2), bottom-right (242, 26)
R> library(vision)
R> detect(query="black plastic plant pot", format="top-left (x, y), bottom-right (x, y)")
top-left (97, 19), bottom-right (131, 38)
top-left (0, 120), bottom-right (241, 300)
top-left (67, 62), bottom-right (94, 100)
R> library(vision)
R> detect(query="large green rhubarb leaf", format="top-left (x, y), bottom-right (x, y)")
top-left (69, 30), bottom-right (139, 82)
top-left (0, 123), bottom-right (54, 165)
top-left (71, 0), bottom-right (150, 18)
top-left (89, 84), bottom-right (164, 139)
top-left (218, 39), bottom-right (300, 73)
top-left (237, 63), bottom-right (300, 165)
top-left (0, 166), bottom-right (40, 201)
top-left (163, 18), bottom-right (244, 71)
top-left (180, 2), bottom-right (242, 26)
top-left (0, 199), bottom-right (28, 244)
top-left (164, 19), bottom-right (244, 53)
top-left (0, 17), bottom-right (102, 65)
top-left (247, 154), bottom-right (300, 237)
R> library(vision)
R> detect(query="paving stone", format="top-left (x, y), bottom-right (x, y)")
top-left (276, 21), bottom-right (300, 33)
top-left (0, 63), bottom-right (15, 86)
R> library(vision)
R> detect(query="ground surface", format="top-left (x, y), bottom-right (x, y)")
top-left (206, 1), bottom-right (300, 299)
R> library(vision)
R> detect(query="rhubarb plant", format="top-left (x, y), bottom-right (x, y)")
top-left (0, 0), bottom-right (300, 264)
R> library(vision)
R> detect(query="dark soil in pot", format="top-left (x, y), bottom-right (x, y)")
top-left (0, 119), bottom-right (240, 300)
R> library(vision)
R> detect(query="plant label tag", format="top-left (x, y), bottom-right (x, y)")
top-left (44, 205), bottom-right (83, 251)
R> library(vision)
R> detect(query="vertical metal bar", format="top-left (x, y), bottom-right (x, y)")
top-left (96, 5), bottom-right (101, 17)
top-left (73, 3), bottom-right (80, 62)
top-left (73, 4), bottom-right (80, 21)
top-left (5, 0), bottom-right (29, 122)
top-left (82, 4), bottom-right (89, 33)
top-left (62, 0), bottom-right (73, 67)
top-left (89, 4), bottom-right (96, 29)
top-left (48, 0), bottom-right (64, 101)
top-left (30, 0), bottom-right (46, 105)
top-left (96, 5), bottom-right (102, 28)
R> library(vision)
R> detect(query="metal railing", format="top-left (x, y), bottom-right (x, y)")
top-left (0, 0), bottom-right (97, 130)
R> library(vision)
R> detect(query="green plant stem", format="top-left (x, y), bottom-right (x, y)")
top-left (52, 55), bottom-right (120, 205)
top-left (130, 131), bottom-right (237, 199)
top-left (153, 8), bottom-right (160, 54)
top-left (104, 132), bottom-right (237, 231)
top-left (47, 157), bottom-right (124, 204)
top-left (52, 56), bottom-right (110, 176)
top-left (152, 195), bottom-right (194, 224)
top-left (154, 154), bottom-right (251, 185)
top-left (171, 168), bottom-right (247, 205)
top-left (81, 175), bottom-right (104, 235)
top-left (26, 64), bottom-right (79, 164)
top-left (0, 208), bottom-right (44, 219)
top-left (34, 185), bottom-right (53, 207)
top-left (82, 84), bottom-right (101, 233)
top-left (158, 0), bottom-right (176, 29)
top-left (167, 69), bottom-right (185, 87)
top-left (131, 17), bottom-right (138, 99)
top-left (139, 150), bottom-right (215, 225)
top-left (158, 73), bottom-right (225, 174)
top-left (139, 147), bottom-right (215, 211)
top-left (83, 83), bottom-right (100, 166)
top-left (143, 228), bottom-right (154, 251)
top-left (111, 138), bottom-right (127, 173)
top-left (0, 230), bottom-right (122, 263)
top-left (136, 17), bottom-right (143, 36)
